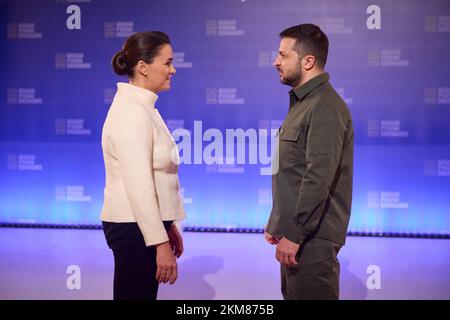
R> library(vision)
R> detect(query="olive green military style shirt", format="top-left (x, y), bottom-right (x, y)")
top-left (267, 73), bottom-right (354, 246)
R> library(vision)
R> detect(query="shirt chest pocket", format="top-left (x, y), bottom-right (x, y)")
top-left (278, 126), bottom-right (307, 165)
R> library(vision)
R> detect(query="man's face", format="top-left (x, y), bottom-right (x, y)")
top-left (273, 37), bottom-right (302, 88)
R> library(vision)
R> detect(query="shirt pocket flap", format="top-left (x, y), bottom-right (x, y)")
top-left (279, 127), bottom-right (302, 142)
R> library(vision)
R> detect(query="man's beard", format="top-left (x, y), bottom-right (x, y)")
top-left (279, 61), bottom-right (302, 87)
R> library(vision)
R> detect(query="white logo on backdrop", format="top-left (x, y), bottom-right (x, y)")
top-left (424, 160), bottom-right (450, 176)
top-left (7, 23), bottom-right (42, 39)
top-left (55, 53), bottom-right (92, 69)
top-left (368, 120), bottom-right (409, 138)
top-left (366, 265), bottom-right (381, 290)
top-left (66, 265), bottom-right (81, 290)
top-left (424, 87), bottom-right (450, 104)
top-left (425, 16), bottom-right (450, 32)
top-left (368, 191), bottom-right (409, 209)
top-left (366, 5), bottom-right (381, 30)
top-left (7, 154), bottom-right (43, 171)
top-left (55, 119), bottom-right (91, 135)
top-left (206, 88), bottom-right (245, 105)
top-left (56, 186), bottom-right (92, 202)
top-left (7, 88), bottom-right (42, 104)
top-left (66, 5), bottom-right (81, 30)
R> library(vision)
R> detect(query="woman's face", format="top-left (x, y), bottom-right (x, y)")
top-left (145, 44), bottom-right (176, 93)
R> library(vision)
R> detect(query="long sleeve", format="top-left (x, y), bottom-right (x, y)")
top-left (110, 104), bottom-right (168, 246)
top-left (284, 103), bottom-right (347, 244)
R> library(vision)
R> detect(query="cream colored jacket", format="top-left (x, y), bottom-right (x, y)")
top-left (100, 82), bottom-right (186, 246)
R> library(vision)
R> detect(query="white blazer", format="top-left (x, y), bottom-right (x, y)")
top-left (100, 82), bottom-right (186, 246)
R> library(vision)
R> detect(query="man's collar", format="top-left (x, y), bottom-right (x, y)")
top-left (290, 72), bottom-right (330, 101)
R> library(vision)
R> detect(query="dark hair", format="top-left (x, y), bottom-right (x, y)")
top-left (279, 24), bottom-right (328, 69)
top-left (111, 31), bottom-right (171, 77)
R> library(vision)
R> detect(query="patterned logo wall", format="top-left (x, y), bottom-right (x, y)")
top-left (1, 0), bottom-right (449, 234)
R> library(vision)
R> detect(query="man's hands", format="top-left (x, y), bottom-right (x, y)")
top-left (275, 237), bottom-right (300, 267)
top-left (264, 229), bottom-right (281, 245)
top-left (264, 226), bottom-right (300, 267)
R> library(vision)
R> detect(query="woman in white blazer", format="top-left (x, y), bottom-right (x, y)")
top-left (101, 31), bottom-right (186, 300)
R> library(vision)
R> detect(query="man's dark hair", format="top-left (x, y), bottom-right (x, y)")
top-left (279, 24), bottom-right (329, 69)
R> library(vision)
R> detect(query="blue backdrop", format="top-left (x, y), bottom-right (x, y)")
top-left (1, 0), bottom-right (449, 235)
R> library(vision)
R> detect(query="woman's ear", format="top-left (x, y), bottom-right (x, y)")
top-left (136, 60), bottom-right (148, 77)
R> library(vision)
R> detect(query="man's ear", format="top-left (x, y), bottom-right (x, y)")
top-left (303, 55), bottom-right (316, 71)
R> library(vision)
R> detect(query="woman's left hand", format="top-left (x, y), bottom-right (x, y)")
top-left (168, 223), bottom-right (184, 258)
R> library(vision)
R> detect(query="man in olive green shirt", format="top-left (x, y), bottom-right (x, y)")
top-left (265, 24), bottom-right (354, 300)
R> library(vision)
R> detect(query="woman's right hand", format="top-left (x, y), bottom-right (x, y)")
top-left (155, 241), bottom-right (177, 284)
